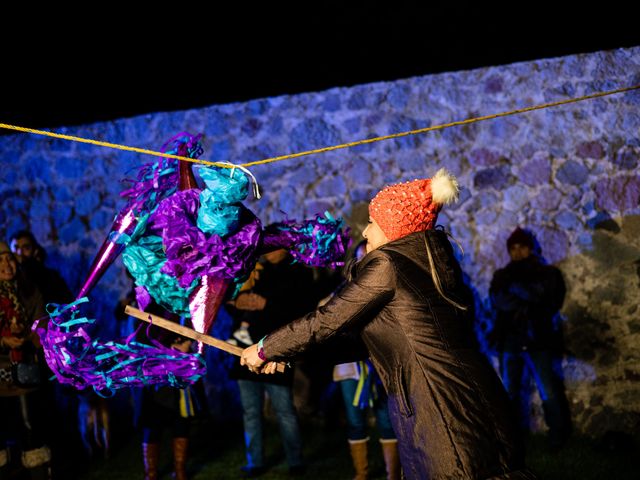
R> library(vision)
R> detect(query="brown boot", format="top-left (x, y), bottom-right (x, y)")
top-left (172, 437), bottom-right (188, 480)
top-left (142, 443), bottom-right (159, 480)
top-left (0, 447), bottom-right (9, 478)
top-left (21, 446), bottom-right (52, 480)
top-left (380, 439), bottom-right (401, 480)
top-left (348, 438), bottom-right (368, 480)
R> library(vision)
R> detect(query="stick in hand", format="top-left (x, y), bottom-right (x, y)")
top-left (124, 305), bottom-right (286, 373)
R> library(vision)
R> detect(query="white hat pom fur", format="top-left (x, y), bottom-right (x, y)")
top-left (430, 168), bottom-right (459, 205)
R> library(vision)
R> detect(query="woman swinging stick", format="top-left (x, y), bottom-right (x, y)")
top-left (242, 169), bottom-right (535, 480)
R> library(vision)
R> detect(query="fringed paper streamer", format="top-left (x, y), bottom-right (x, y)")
top-left (119, 132), bottom-right (203, 216)
top-left (36, 298), bottom-right (205, 396)
top-left (263, 211), bottom-right (351, 268)
top-left (119, 159), bottom-right (178, 217)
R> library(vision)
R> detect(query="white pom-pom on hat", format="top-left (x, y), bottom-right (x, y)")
top-left (430, 168), bottom-right (459, 205)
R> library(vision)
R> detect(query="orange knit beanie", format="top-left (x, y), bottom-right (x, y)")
top-left (369, 168), bottom-right (459, 241)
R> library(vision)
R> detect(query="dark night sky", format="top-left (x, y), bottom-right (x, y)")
top-left (1, 3), bottom-right (638, 132)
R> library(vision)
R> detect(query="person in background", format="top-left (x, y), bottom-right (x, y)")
top-left (134, 303), bottom-right (205, 480)
top-left (489, 227), bottom-right (571, 451)
top-left (0, 241), bottom-right (51, 480)
top-left (10, 231), bottom-right (72, 306)
top-left (327, 241), bottom-right (399, 480)
top-left (228, 263), bottom-right (263, 346)
top-left (228, 249), bottom-right (315, 477)
top-left (11, 230), bottom-right (78, 478)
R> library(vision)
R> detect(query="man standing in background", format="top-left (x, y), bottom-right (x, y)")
top-left (489, 227), bottom-right (571, 451)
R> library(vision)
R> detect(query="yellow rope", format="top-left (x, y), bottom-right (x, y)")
top-left (241, 85), bottom-right (640, 168)
top-left (1, 84), bottom-right (638, 169)
top-left (0, 124), bottom-right (232, 168)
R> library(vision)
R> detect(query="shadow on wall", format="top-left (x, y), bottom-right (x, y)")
top-left (559, 213), bottom-right (640, 437)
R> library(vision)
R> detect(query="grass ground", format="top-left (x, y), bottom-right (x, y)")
top-left (4, 405), bottom-right (637, 479)
top-left (76, 416), bottom-right (638, 480)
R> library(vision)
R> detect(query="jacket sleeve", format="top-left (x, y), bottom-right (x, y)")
top-left (263, 250), bottom-right (396, 360)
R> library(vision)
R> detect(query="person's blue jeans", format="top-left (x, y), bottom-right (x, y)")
top-left (500, 349), bottom-right (571, 447)
top-left (339, 379), bottom-right (395, 441)
top-left (237, 380), bottom-right (303, 469)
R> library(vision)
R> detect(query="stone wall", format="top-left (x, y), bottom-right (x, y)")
top-left (1, 47), bottom-right (639, 434)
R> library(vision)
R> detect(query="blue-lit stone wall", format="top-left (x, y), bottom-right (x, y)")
top-left (1, 47), bottom-right (639, 434)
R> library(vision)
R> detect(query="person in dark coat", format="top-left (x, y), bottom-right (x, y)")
top-left (241, 170), bottom-right (534, 480)
top-left (489, 227), bottom-right (571, 450)
top-left (228, 249), bottom-right (315, 477)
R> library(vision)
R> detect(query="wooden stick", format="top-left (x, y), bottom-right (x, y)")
top-left (124, 305), bottom-right (286, 373)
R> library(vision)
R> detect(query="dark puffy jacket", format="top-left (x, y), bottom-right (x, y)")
top-left (264, 230), bottom-right (534, 479)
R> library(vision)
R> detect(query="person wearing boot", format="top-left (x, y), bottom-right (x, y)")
top-left (334, 359), bottom-right (400, 480)
top-left (0, 241), bottom-right (52, 480)
top-left (242, 170), bottom-right (534, 479)
top-left (134, 303), bottom-right (204, 480)
top-left (327, 242), bottom-right (400, 480)
top-left (228, 250), bottom-right (312, 477)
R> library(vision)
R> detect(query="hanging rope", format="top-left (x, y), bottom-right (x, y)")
top-left (1, 84), bottom-right (638, 169)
